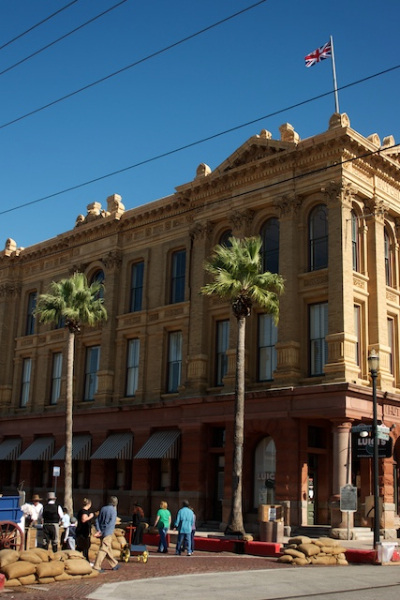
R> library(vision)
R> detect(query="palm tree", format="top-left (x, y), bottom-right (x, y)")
top-left (200, 236), bottom-right (284, 535)
top-left (34, 272), bottom-right (107, 515)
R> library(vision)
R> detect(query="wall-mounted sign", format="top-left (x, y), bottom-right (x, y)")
top-left (352, 434), bottom-right (392, 459)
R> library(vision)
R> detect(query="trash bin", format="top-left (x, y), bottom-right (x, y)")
top-left (259, 520), bottom-right (284, 543)
top-left (376, 541), bottom-right (398, 564)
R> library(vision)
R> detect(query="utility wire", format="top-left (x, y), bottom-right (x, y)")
top-left (0, 0), bottom-right (129, 77)
top-left (0, 64), bottom-right (398, 217)
top-left (0, 0), bottom-right (268, 131)
top-left (0, 0), bottom-right (79, 52)
top-left (0, 129), bottom-right (398, 218)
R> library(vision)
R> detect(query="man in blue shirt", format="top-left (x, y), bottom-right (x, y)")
top-left (174, 500), bottom-right (194, 555)
top-left (93, 496), bottom-right (120, 572)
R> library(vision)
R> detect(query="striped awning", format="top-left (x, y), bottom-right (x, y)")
top-left (52, 435), bottom-right (92, 461)
top-left (90, 433), bottom-right (133, 460)
top-left (18, 437), bottom-right (55, 461)
top-left (134, 430), bottom-right (181, 459)
top-left (0, 438), bottom-right (22, 460)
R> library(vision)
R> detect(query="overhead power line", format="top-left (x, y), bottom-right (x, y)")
top-left (0, 0), bottom-right (268, 131)
top-left (0, 75), bottom-right (398, 218)
top-left (0, 0), bottom-right (79, 52)
top-left (0, 0), bottom-right (129, 77)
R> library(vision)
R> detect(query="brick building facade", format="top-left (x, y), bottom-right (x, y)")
top-left (1, 112), bottom-right (400, 536)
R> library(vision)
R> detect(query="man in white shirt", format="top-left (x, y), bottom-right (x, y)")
top-left (21, 494), bottom-right (43, 526)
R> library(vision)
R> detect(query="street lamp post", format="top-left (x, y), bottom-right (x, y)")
top-left (368, 349), bottom-right (380, 548)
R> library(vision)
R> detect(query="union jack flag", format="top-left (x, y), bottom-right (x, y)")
top-left (305, 41), bottom-right (332, 67)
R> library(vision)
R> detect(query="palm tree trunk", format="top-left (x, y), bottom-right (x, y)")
top-left (226, 315), bottom-right (246, 535)
top-left (64, 330), bottom-right (75, 515)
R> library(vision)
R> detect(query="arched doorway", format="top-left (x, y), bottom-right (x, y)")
top-left (253, 437), bottom-right (276, 508)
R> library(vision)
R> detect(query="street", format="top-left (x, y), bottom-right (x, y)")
top-left (88, 563), bottom-right (400, 600)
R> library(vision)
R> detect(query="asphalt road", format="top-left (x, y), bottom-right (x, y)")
top-left (88, 563), bottom-right (400, 600)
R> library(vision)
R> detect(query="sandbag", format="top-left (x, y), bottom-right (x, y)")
top-left (288, 536), bottom-right (311, 545)
top-left (82, 569), bottom-right (100, 578)
top-left (36, 561), bottom-right (65, 578)
top-left (298, 543), bottom-right (321, 557)
top-left (0, 549), bottom-right (20, 568)
top-left (55, 571), bottom-right (74, 581)
top-left (284, 548), bottom-right (306, 559)
top-left (53, 551), bottom-right (69, 561)
top-left (91, 534), bottom-right (101, 543)
top-left (277, 554), bottom-right (293, 563)
top-left (293, 557), bottom-right (309, 565)
top-left (114, 528), bottom-right (125, 537)
top-left (64, 559), bottom-right (92, 575)
top-left (317, 537), bottom-right (338, 546)
top-left (311, 555), bottom-right (337, 565)
top-left (18, 574), bottom-right (37, 585)
top-left (111, 549), bottom-right (121, 559)
top-left (112, 540), bottom-right (121, 550)
top-left (4, 578), bottom-right (21, 587)
top-left (63, 550), bottom-right (85, 560)
top-left (2, 561), bottom-right (36, 580)
top-left (30, 548), bottom-right (50, 561)
top-left (117, 536), bottom-right (127, 547)
top-left (18, 550), bottom-right (43, 564)
top-left (38, 577), bottom-right (56, 584)
top-left (321, 545), bottom-right (347, 555)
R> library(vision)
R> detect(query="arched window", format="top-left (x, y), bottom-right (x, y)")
top-left (351, 211), bottom-right (359, 272)
top-left (309, 204), bottom-right (328, 271)
top-left (91, 270), bottom-right (105, 299)
top-left (219, 230), bottom-right (233, 248)
top-left (261, 218), bottom-right (279, 273)
top-left (253, 436), bottom-right (276, 508)
top-left (384, 227), bottom-right (393, 287)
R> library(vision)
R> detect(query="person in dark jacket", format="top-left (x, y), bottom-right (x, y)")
top-left (132, 503), bottom-right (145, 545)
top-left (42, 491), bottom-right (63, 553)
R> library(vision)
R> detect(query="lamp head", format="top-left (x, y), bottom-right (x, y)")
top-left (368, 349), bottom-right (379, 372)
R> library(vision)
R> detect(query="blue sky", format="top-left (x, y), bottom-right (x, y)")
top-left (1, 0), bottom-right (399, 249)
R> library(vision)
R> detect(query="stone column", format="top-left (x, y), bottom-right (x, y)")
top-left (272, 194), bottom-right (302, 385)
top-left (324, 183), bottom-right (360, 382)
top-left (330, 420), bottom-right (353, 533)
top-left (185, 221), bottom-right (215, 394)
top-left (96, 250), bottom-right (122, 406)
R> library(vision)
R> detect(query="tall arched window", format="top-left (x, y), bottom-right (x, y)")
top-left (309, 204), bottom-right (328, 271)
top-left (384, 227), bottom-right (393, 287)
top-left (253, 436), bottom-right (276, 508)
top-left (261, 218), bottom-right (279, 273)
top-left (219, 229), bottom-right (233, 248)
top-left (351, 211), bottom-right (359, 272)
top-left (91, 270), bottom-right (105, 299)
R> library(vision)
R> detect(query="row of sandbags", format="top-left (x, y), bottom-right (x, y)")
top-left (0, 527), bottom-right (128, 588)
top-left (277, 536), bottom-right (349, 566)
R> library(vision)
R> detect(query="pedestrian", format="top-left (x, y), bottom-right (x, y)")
top-left (76, 498), bottom-right (94, 561)
top-left (61, 506), bottom-right (71, 549)
top-left (174, 500), bottom-right (194, 556)
top-left (21, 494), bottom-right (43, 527)
top-left (42, 491), bottom-right (63, 553)
top-left (64, 517), bottom-right (77, 550)
top-left (132, 502), bottom-right (145, 545)
top-left (154, 501), bottom-right (171, 553)
top-left (92, 496), bottom-right (120, 573)
top-left (180, 504), bottom-right (196, 554)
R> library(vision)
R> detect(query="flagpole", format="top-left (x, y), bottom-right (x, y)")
top-left (330, 35), bottom-right (340, 113)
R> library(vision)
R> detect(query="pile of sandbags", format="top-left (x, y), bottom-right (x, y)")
top-left (277, 536), bottom-right (348, 566)
top-left (0, 547), bottom-right (99, 588)
top-left (88, 527), bottom-right (128, 564)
